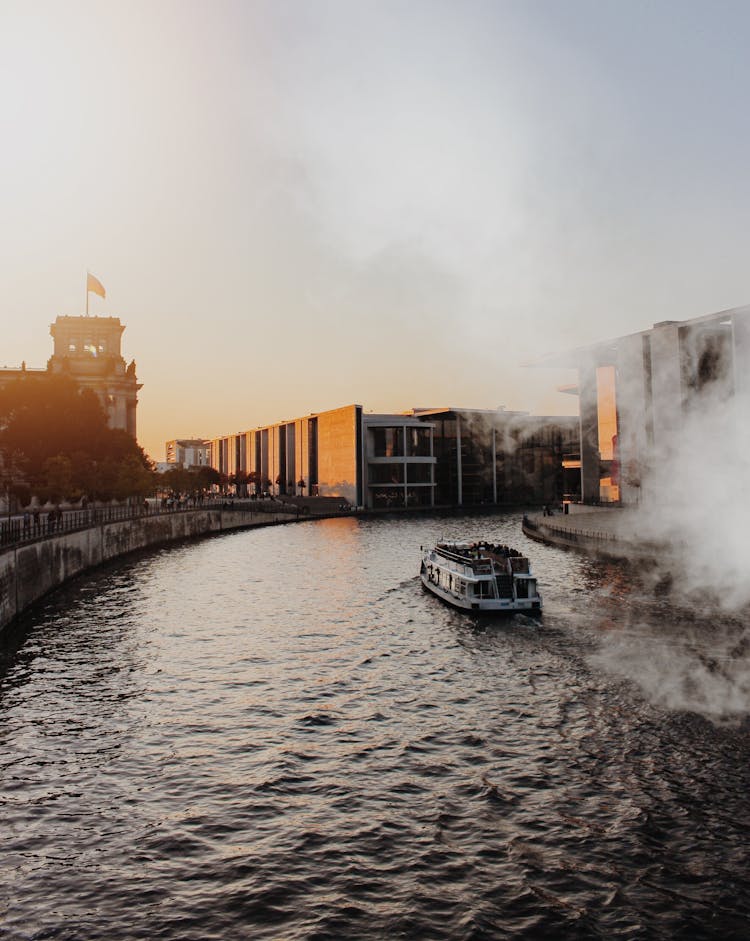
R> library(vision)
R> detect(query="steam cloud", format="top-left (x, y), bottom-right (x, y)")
top-left (587, 316), bottom-right (750, 722)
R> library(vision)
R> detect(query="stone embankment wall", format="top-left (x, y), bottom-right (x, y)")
top-left (522, 509), bottom-right (662, 561)
top-left (0, 508), bottom-right (296, 634)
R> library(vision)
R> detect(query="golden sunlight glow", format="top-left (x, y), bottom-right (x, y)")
top-left (596, 365), bottom-right (619, 502)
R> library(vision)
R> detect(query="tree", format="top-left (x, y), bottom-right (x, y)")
top-left (231, 470), bottom-right (249, 497)
top-left (159, 466), bottom-right (192, 498)
top-left (0, 373), bottom-right (153, 501)
top-left (247, 470), bottom-right (262, 496)
top-left (192, 466), bottom-right (221, 492)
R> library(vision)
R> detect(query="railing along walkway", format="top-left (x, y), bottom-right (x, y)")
top-left (0, 499), bottom-right (302, 551)
top-left (522, 513), bottom-right (620, 544)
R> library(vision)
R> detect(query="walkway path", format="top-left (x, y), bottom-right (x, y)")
top-left (523, 506), bottom-right (663, 560)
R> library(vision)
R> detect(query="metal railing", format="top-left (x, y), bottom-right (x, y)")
top-left (522, 513), bottom-right (618, 543)
top-left (0, 497), bottom-right (303, 550)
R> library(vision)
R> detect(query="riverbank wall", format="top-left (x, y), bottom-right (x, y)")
top-left (0, 507), bottom-right (298, 635)
top-left (522, 508), bottom-right (663, 561)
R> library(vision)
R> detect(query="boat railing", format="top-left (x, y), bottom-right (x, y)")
top-left (434, 545), bottom-right (493, 573)
top-left (509, 556), bottom-right (530, 574)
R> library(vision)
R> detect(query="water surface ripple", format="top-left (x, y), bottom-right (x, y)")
top-left (2, 513), bottom-right (749, 939)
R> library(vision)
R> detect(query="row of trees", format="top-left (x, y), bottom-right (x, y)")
top-left (222, 471), bottom-right (308, 498)
top-left (159, 469), bottom-right (308, 499)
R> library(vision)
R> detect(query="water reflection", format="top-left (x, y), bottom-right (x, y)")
top-left (1, 513), bottom-right (749, 940)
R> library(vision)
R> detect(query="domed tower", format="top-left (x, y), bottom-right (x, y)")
top-left (48, 316), bottom-right (141, 438)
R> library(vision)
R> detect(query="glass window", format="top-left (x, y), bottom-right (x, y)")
top-left (370, 427), bottom-right (404, 457)
top-left (372, 489), bottom-right (405, 508)
top-left (407, 464), bottom-right (432, 484)
top-left (406, 427), bottom-right (431, 456)
top-left (369, 463), bottom-right (404, 484)
top-left (406, 487), bottom-right (432, 507)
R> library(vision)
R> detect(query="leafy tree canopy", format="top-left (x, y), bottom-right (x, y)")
top-left (0, 373), bottom-right (153, 501)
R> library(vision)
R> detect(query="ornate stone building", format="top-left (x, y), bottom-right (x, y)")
top-left (47, 316), bottom-right (141, 438)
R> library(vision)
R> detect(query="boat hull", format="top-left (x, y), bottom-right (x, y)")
top-left (420, 570), bottom-right (542, 615)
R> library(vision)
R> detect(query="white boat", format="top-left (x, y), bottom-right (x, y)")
top-left (420, 541), bottom-right (542, 614)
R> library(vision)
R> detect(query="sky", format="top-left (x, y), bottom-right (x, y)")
top-left (1, 0), bottom-right (749, 462)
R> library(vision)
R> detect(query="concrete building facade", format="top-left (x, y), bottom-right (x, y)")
top-left (541, 305), bottom-right (750, 505)
top-left (200, 404), bottom-right (578, 509)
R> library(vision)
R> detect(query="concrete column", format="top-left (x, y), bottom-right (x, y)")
top-left (615, 334), bottom-right (648, 505)
top-left (491, 426), bottom-right (497, 503)
top-left (731, 311), bottom-right (750, 456)
top-left (456, 415), bottom-right (463, 506)
top-left (430, 426), bottom-right (435, 507)
top-left (403, 423), bottom-right (408, 507)
top-left (650, 322), bottom-right (683, 453)
top-left (578, 362), bottom-right (600, 504)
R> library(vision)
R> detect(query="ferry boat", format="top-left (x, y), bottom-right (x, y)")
top-left (420, 541), bottom-right (542, 614)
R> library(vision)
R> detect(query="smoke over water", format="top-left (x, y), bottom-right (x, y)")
top-left (586, 316), bottom-right (750, 722)
top-left (589, 614), bottom-right (750, 723)
top-left (632, 322), bottom-right (750, 611)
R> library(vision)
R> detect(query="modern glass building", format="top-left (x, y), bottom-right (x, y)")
top-left (204, 404), bottom-right (578, 509)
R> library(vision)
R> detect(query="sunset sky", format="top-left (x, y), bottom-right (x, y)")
top-left (2, 0), bottom-right (749, 461)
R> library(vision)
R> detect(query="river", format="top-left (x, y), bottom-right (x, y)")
top-left (1, 512), bottom-right (749, 939)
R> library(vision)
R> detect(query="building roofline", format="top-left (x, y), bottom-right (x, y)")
top-left (528, 304), bottom-right (750, 369)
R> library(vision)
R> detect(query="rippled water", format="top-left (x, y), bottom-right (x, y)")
top-left (2, 512), bottom-right (749, 940)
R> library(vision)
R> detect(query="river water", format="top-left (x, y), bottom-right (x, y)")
top-left (1, 512), bottom-right (749, 940)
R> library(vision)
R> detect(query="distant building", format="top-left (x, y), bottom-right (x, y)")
top-left (0, 315), bottom-right (141, 439)
top-left (165, 438), bottom-right (210, 468)
top-left (200, 403), bottom-right (578, 509)
top-left (537, 305), bottom-right (750, 505)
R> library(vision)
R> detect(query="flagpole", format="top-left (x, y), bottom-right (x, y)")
top-left (86, 271), bottom-right (89, 317)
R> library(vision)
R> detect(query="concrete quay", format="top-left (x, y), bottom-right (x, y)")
top-left (522, 506), bottom-right (663, 561)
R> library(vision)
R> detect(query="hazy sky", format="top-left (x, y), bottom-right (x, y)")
top-left (2, 0), bottom-right (749, 460)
